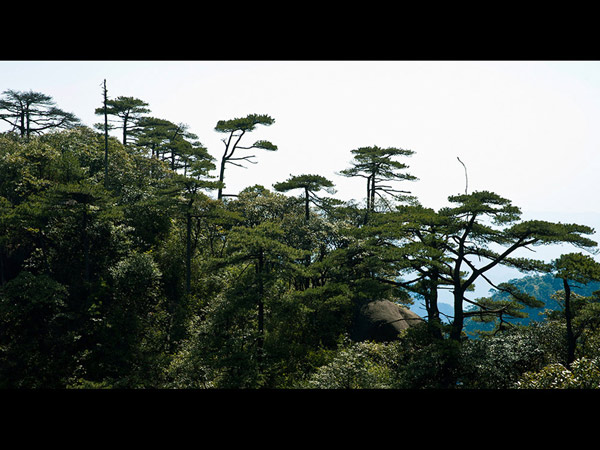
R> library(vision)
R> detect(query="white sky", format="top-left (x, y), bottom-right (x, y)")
top-left (2, 60), bottom-right (600, 298)
top-left (1, 60), bottom-right (598, 213)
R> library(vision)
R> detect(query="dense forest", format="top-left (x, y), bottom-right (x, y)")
top-left (3, 87), bottom-right (600, 389)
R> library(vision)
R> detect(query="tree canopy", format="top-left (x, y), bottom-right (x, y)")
top-left (214, 113), bottom-right (277, 200)
top-left (273, 174), bottom-right (336, 221)
top-left (340, 145), bottom-right (417, 222)
top-left (1, 86), bottom-right (599, 390)
top-left (0, 90), bottom-right (80, 139)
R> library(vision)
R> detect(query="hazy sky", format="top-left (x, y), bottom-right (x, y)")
top-left (1, 60), bottom-right (598, 214)
top-left (2, 59), bottom-right (599, 300)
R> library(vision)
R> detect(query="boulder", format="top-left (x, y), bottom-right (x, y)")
top-left (352, 300), bottom-right (423, 342)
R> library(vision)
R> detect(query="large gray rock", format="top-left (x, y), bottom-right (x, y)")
top-left (352, 300), bottom-right (423, 342)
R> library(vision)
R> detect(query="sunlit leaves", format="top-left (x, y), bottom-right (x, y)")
top-left (517, 357), bottom-right (600, 389)
top-left (553, 252), bottom-right (600, 285)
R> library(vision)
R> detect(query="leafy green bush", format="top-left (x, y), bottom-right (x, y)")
top-left (300, 338), bottom-right (398, 389)
top-left (516, 357), bottom-right (600, 389)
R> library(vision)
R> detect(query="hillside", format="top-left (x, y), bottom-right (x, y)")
top-left (464, 273), bottom-right (600, 335)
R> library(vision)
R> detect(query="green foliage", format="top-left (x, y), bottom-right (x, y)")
top-left (340, 145), bottom-right (417, 214)
top-left (252, 140), bottom-right (277, 151)
top-left (274, 174), bottom-right (337, 221)
top-left (444, 190), bottom-right (522, 225)
top-left (300, 338), bottom-right (398, 389)
top-left (214, 114), bottom-right (277, 199)
top-left (0, 89), bottom-right (80, 138)
top-left (273, 174), bottom-right (335, 194)
top-left (0, 271), bottom-right (71, 388)
top-left (464, 273), bottom-right (600, 334)
top-left (340, 146), bottom-right (416, 182)
top-left (459, 326), bottom-right (552, 388)
top-left (508, 220), bottom-right (597, 249)
top-left (516, 357), bottom-right (600, 389)
top-left (553, 252), bottom-right (600, 285)
top-left (94, 95), bottom-right (150, 145)
top-left (97, 252), bottom-right (166, 387)
top-left (3, 89), bottom-right (600, 389)
top-left (214, 114), bottom-right (275, 133)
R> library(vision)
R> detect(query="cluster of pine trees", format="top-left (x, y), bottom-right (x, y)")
top-left (3, 87), bottom-right (600, 389)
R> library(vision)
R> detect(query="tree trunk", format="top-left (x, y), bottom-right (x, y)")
top-left (0, 251), bottom-right (5, 285)
top-left (450, 287), bottom-right (464, 341)
top-left (370, 172), bottom-right (376, 212)
top-left (366, 175), bottom-right (371, 212)
top-left (304, 187), bottom-right (310, 222)
top-left (186, 211), bottom-right (192, 295)
top-left (425, 273), bottom-right (443, 340)
top-left (449, 214), bottom-right (475, 341)
top-left (564, 278), bottom-right (575, 368)
top-left (25, 110), bottom-right (31, 139)
top-left (217, 156), bottom-right (226, 200)
top-left (256, 250), bottom-right (265, 373)
top-left (122, 114), bottom-right (128, 146)
top-left (103, 80), bottom-right (109, 187)
top-left (81, 206), bottom-right (90, 286)
top-left (364, 175), bottom-right (373, 225)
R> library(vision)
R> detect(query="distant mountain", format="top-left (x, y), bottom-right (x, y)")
top-left (408, 300), bottom-right (454, 323)
top-left (406, 209), bottom-right (600, 333)
top-left (463, 273), bottom-right (600, 335)
top-left (407, 273), bottom-right (600, 335)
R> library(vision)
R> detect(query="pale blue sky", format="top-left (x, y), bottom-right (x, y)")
top-left (2, 59), bottom-right (600, 300)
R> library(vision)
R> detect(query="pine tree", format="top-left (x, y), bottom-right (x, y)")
top-left (339, 145), bottom-right (417, 222)
top-left (214, 114), bottom-right (277, 200)
top-left (551, 252), bottom-right (600, 367)
top-left (94, 96), bottom-right (150, 146)
top-left (438, 191), bottom-right (598, 342)
top-left (273, 174), bottom-right (336, 221)
top-left (0, 89), bottom-right (80, 139)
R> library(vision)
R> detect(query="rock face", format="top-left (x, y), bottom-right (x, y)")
top-left (352, 300), bottom-right (423, 342)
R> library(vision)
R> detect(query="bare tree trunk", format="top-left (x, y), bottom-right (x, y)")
top-left (564, 279), bottom-right (576, 368)
top-left (103, 80), bottom-right (109, 187)
top-left (217, 155), bottom-right (226, 200)
top-left (186, 211), bottom-right (192, 295)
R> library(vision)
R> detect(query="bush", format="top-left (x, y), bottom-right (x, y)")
top-left (300, 338), bottom-right (398, 389)
top-left (516, 357), bottom-right (600, 389)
